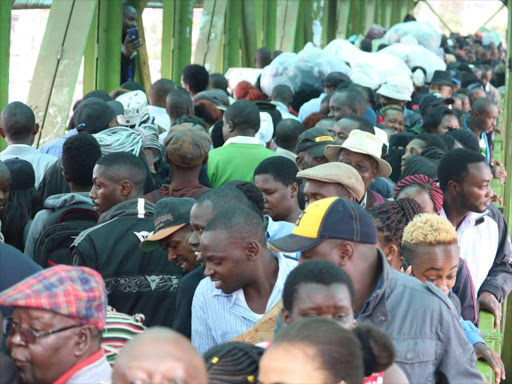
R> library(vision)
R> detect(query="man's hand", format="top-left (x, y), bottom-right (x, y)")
top-left (490, 191), bottom-right (503, 206)
top-left (478, 292), bottom-right (502, 331)
top-left (474, 343), bottom-right (506, 384)
top-left (492, 165), bottom-right (507, 184)
top-left (122, 34), bottom-right (141, 58)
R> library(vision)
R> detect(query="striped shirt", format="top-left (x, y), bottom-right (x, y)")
top-left (191, 252), bottom-right (297, 354)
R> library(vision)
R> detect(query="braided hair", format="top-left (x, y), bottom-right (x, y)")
top-left (368, 198), bottom-right (424, 249)
top-left (394, 174), bottom-right (444, 214)
top-left (204, 342), bottom-right (264, 384)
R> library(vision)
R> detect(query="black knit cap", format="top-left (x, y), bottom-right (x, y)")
top-left (4, 158), bottom-right (35, 190)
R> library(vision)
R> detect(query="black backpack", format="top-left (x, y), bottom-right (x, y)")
top-left (34, 203), bottom-right (99, 268)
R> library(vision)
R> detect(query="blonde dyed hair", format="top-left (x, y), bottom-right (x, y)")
top-left (402, 214), bottom-right (458, 246)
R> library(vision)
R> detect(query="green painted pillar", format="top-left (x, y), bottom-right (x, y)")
top-left (253, 0), bottom-right (264, 49)
top-left (224, 0), bottom-right (241, 70)
top-left (293, 1), bottom-right (305, 52)
top-left (83, 3), bottom-right (98, 96)
top-left (172, 0), bottom-right (193, 82)
top-left (0, 0), bottom-right (11, 111)
top-left (240, 0), bottom-right (257, 67)
top-left (263, 0), bottom-right (277, 51)
top-left (161, 0), bottom-right (175, 79)
top-left (96, 0), bottom-right (122, 92)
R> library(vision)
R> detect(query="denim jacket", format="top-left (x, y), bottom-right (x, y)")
top-left (358, 251), bottom-right (483, 384)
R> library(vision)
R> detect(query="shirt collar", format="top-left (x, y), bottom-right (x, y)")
top-left (223, 136), bottom-right (265, 147)
top-left (360, 192), bottom-right (368, 208)
top-left (440, 208), bottom-right (487, 231)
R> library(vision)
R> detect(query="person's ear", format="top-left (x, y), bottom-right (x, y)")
top-left (246, 240), bottom-right (259, 261)
top-left (0, 128), bottom-right (5, 138)
top-left (62, 170), bottom-right (70, 183)
top-left (120, 180), bottom-right (133, 197)
top-left (32, 123), bottom-right (40, 136)
top-left (346, 194), bottom-right (356, 202)
top-left (281, 308), bottom-right (292, 325)
top-left (73, 326), bottom-right (95, 358)
top-left (227, 120), bottom-right (235, 134)
top-left (447, 180), bottom-right (460, 196)
top-left (337, 241), bottom-right (354, 267)
top-left (383, 244), bottom-right (398, 262)
top-left (290, 183), bottom-right (299, 198)
top-left (295, 156), bottom-right (303, 170)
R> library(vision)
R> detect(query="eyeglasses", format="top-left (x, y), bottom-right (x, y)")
top-left (4, 317), bottom-right (82, 345)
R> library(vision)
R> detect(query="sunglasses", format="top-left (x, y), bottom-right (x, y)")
top-left (4, 317), bottom-right (82, 345)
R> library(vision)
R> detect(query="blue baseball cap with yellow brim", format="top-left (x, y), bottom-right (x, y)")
top-left (269, 197), bottom-right (377, 253)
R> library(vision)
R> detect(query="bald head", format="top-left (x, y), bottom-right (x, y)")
top-left (469, 88), bottom-right (487, 105)
top-left (166, 88), bottom-right (193, 123)
top-left (0, 102), bottom-right (38, 143)
top-left (328, 88), bottom-right (367, 121)
top-left (472, 97), bottom-right (496, 115)
top-left (275, 119), bottom-right (305, 152)
top-left (112, 327), bottom-right (207, 384)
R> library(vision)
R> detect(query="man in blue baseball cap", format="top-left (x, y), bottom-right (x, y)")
top-left (270, 197), bottom-right (483, 383)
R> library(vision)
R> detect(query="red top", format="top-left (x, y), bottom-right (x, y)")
top-left (364, 371), bottom-right (385, 384)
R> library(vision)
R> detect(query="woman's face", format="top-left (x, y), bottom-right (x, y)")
top-left (254, 174), bottom-right (298, 223)
top-left (436, 114), bottom-right (459, 134)
top-left (0, 171), bottom-right (11, 216)
top-left (396, 186), bottom-right (436, 214)
top-left (401, 139), bottom-right (426, 172)
top-left (259, 343), bottom-right (331, 384)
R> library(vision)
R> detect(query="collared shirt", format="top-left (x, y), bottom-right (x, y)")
top-left (223, 135), bottom-right (265, 147)
top-left (275, 146), bottom-right (297, 161)
top-left (148, 105), bottom-right (171, 132)
top-left (53, 348), bottom-right (111, 384)
top-left (0, 144), bottom-right (58, 187)
top-left (298, 93), bottom-right (326, 122)
top-left (440, 208), bottom-right (498, 295)
top-left (271, 101), bottom-right (300, 121)
top-left (463, 115), bottom-right (491, 164)
top-left (355, 274), bottom-right (383, 319)
top-left (39, 129), bottom-right (78, 158)
top-left (191, 252), bottom-right (297, 354)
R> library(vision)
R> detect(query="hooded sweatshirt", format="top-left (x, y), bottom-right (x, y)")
top-left (72, 198), bottom-right (184, 327)
top-left (24, 192), bottom-right (92, 260)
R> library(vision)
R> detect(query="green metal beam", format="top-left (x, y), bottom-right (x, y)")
top-left (161, 0), bottom-right (174, 79)
top-left (83, 3), bottom-right (98, 96)
top-left (96, 0), bottom-right (122, 92)
top-left (240, 0), bottom-right (257, 66)
top-left (0, 0), bottom-right (12, 111)
top-left (253, 0), bottom-right (264, 49)
top-left (263, 0), bottom-right (277, 51)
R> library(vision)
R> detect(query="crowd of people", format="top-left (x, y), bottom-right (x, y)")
top-left (0, 8), bottom-right (510, 384)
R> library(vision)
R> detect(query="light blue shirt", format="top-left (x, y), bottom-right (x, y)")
top-left (39, 129), bottom-right (78, 158)
top-left (191, 252), bottom-right (297, 354)
top-left (0, 145), bottom-right (57, 187)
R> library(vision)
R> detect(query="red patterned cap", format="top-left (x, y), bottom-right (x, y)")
top-left (0, 265), bottom-right (107, 329)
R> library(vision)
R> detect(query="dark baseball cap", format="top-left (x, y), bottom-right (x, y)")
top-left (4, 159), bottom-right (35, 190)
top-left (75, 99), bottom-right (116, 134)
top-left (419, 93), bottom-right (454, 115)
top-left (295, 127), bottom-right (334, 157)
top-left (269, 197), bottom-right (377, 253)
top-left (141, 197), bottom-right (196, 252)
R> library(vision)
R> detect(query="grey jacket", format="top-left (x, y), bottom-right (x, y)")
top-left (24, 192), bottom-right (92, 260)
top-left (359, 251), bottom-right (483, 384)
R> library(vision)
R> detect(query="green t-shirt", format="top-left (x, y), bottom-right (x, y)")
top-left (207, 143), bottom-right (277, 188)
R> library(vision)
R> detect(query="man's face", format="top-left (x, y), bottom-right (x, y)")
top-left (283, 283), bottom-right (354, 329)
top-left (0, 170), bottom-right (11, 216)
top-left (303, 179), bottom-right (355, 206)
top-left (161, 225), bottom-right (199, 273)
top-left (200, 230), bottom-right (251, 293)
top-left (482, 70), bottom-right (493, 87)
top-left (401, 138), bottom-right (426, 172)
top-left (338, 149), bottom-right (378, 191)
top-left (7, 308), bottom-right (82, 384)
top-left (452, 98), bottom-right (462, 111)
top-left (437, 114), bottom-right (459, 134)
top-left (296, 151), bottom-right (328, 170)
top-left (429, 84), bottom-right (452, 98)
top-left (328, 94), bottom-right (353, 121)
top-left (461, 96), bottom-right (471, 113)
top-left (382, 110), bottom-right (405, 133)
top-left (188, 201), bottom-right (214, 262)
top-left (475, 105), bottom-right (498, 134)
top-left (410, 244), bottom-right (459, 296)
top-left (90, 165), bottom-right (124, 215)
top-left (332, 119), bottom-right (359, 145)
top-left (299, 239), bottom-right (344, 265)
top-left (458, 162), bottom-right (493, 213)
top-left (122, 5), bottom-right (137, 33)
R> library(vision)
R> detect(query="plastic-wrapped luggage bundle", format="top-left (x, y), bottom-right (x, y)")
top-left (260, 43), bottom-right (351, 96)
top-left (380, 43), bottom-right (446, 83)
top-left (384, 21), bottom-right (442, 50)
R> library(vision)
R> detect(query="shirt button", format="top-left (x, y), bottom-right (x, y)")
top-left (379, 316), bottom-right (386, 322)
top-left (406, 352), bottom-right (413, 360)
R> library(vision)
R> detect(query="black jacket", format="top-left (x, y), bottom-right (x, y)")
top-left (72, 198), bottom-right (183, 327)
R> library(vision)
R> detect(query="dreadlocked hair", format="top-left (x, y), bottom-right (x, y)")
top-left (204, 342), bottom-right (264, 384)
top-left (394, 174), bottom-right (444, 214)
top-left (368, 198), bottom-right (424, 248)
